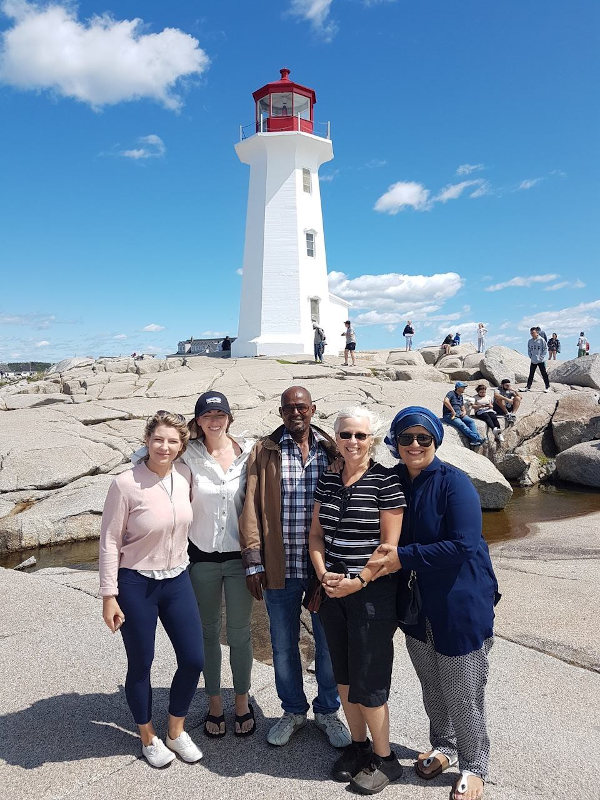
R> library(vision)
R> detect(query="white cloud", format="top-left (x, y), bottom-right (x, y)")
top-left (113, 333), bottom-right (127, 340)
top-left (518, 300), bottom-right (600, 335)
top-left (143, 323), bottom-right (165, 332)
top-left (35, 340), bottom-right (49, 347)
top-left (236, 268), bottom-right (243, 276)
top-left (456, 163), bottom-right (484, 176)
top-left (485, 274), bottom-right (559, 292)
top-left (0, 312), bottom-right (56, 328)
top-left (121, 134), bottom-right (165, 160)
top-left (518, 178), bottom-right (543, 191)
top-left (544, 279), bottom-right (585, 291)
top-left (0, 1), bottom-right (210, 110)
top-left (434, 179), bottom-right (485, 203)
top-left (385, 324), bottom-right (396, 333)
top-left (374, 181), bottom-right (431, 214)
top-left (328, 270), bottom-right (463, 324)
top-left (469, 181), bottom-right (492, 198)
top-left (365, 158), bottom-right (387, 169)
top-left (288, 0), bottom-right (337, 40)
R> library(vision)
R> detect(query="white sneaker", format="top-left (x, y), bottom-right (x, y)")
top-left (544, 388), bottom-right (550, 393)
top-left (497, 433), bottom-right (505, 443)
top-left (267, 712), bottom-right (307, 746)
top-left (142, 736), bottom-right (176, 768)
top-left (166, 730), bottom-right (203, 763)
top-left (314, 712), bottom-right (352, 748)
top-left (521, 387), bottom-right (530, 392)
top-left (493, 428), bottom-right (501, 438)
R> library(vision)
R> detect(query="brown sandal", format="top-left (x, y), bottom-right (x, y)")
top-left (415, 749), bottom-right (457, 780)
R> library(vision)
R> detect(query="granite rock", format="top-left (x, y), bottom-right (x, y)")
top-left (549, 354), bottom-right (600, 391)
top-left (555, 440), bottom-right (600, 487)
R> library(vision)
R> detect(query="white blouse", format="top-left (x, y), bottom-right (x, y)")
top-left (181, 436), bottom-right (255, 553)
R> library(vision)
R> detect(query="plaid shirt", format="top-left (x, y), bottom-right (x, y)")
top-left (280, 428), bottom-right (330, 579)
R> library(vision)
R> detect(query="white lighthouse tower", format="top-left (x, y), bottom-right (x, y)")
top-left (232, 68), bottom-right (349, 358)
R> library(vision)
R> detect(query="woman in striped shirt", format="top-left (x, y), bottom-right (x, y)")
top-left (308, 407), bottom-right (405, 795)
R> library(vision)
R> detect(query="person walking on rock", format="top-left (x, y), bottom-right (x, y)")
top-left (523, 327), bottom-right (550, 392)
top-left (402, 321), bottom-right (415, 351)
top-left (239, 386), bottom-right (351, 749)
top-left (99, 411), bottom-right (204, 768)
top-left (547, 333), bottom-right (560, 360)
top-left (578, 331), bottom-right (589, 357)
top-left (442, 382), bottom-right (485, 447)
top-left (342, 320), bottom-right (357, 366)
top-left (477, 323), bottom-right (487, 353)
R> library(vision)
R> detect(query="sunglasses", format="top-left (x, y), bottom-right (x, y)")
top-left (281, 403), bottom-right (311, 414)
top-left (396, 433), bottom-right (434, 447)
top-left (338, 431), bottom-right (371, 441)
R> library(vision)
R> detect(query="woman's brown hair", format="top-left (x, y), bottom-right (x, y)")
top-left (144, 410), bottom-right (190, 455)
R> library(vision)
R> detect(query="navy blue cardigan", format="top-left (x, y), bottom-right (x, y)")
top-left (395, 458), bottom-right (501, 656)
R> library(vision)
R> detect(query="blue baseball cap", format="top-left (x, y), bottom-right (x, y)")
top-left (454, 381), bottom-right (468, 388)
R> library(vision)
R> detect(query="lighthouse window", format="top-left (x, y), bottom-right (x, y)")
top-left (272, 92), bottom-right (292, 117)
top-left (257, 96), bottom-right (270, 128)
top-left (293, 93), bottom-right (311, 120)
top-left (302, 169), bottom-right (312, 193)
top-left (306, 231), bottom-right (315, 257)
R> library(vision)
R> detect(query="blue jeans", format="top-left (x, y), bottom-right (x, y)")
top-left (444, 414), bottom-right (483, 444)
top-left (264, 577), bottom-right (339, 715)
top-left (314, 342), bottom-right (324, 362)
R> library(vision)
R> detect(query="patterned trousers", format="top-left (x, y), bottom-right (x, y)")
top-left (405, 621), bottom-right (493, 779)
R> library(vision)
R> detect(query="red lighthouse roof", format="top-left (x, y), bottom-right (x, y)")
top-left (252, 68), bottom-right (316, 134)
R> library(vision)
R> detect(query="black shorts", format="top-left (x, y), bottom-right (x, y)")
top-left (492, 401), bottom-right (512, 415)
top-left (319, 574), bottom-right (398, 707)
top-left (345, 342), bottom-right (356, 351)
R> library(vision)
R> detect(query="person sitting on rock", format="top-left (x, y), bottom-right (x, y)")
top-left (470, 385), bottom-right (504, 443)
top-left (442, 382), bottom-right (486, 448)
top-left (452, 332), bottom-right (461, 347)
top-left (493, 379), bottom-right (521, 424)
top-left (441, 334), bottom-right (453, 356)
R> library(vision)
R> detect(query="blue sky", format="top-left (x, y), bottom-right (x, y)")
top-left (0, 0), bottom-right (598, 363)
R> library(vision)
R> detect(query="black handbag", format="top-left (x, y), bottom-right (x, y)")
top-left (396, 568), bottom-right (422, 626)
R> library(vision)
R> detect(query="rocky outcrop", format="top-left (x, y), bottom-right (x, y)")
top-left (555, 440), bottom-right (600, 487)
top-left (549, 354), bottom-right (600, 391)
top-left (386, 350), bottom-right (426, 366)
top-left (552, 392), bottom-right (600, 452)
top-left (392, 366), bottom-right (449, 382)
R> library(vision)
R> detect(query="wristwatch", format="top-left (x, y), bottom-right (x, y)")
top-left (355, 574), bottom-right (368, 589)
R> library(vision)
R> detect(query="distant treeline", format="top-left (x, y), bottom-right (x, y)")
top-left (0, 362), bottom-right (52, 372)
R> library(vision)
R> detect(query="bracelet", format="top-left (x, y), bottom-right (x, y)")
top-left (355, 574), bottom-right (368, 589)
top-left (320, 571), bottom-right (328, 584)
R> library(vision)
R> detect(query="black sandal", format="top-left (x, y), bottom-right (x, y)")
top-left (234, 703), bottom-right (256, 737)
top-left (203, 712), bottom-right (226, 738)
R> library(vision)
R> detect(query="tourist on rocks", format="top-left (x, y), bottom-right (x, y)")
top-left (402, 320), bottom-right (415, 351)
top-left (547, 333), bottom-right (560, 360)
top-left (366, 406), bottom-right (501, 800)
top-left (477, 323), bottom-right (487, 353)
top-left (492, 379), bottom-right (521, 424)
top-left (469, 385), bottom-right (504, 443)
top-left (313, 322), bottom-right (326, 363)
top-left (523, 327), bottom-right (550, 392)
top-left (342, 320), bottom-right (357, 366)
top-left (442, 381), bottom-right (485, 447)
top-left (221, 335), bottom-right (232, 354)
top-left (239, 386), bottom-right (351, 749)
top-left (99, 411), bottom-right (204, 768)
top-left (452, 332), bottom-right (461, 346)
top-left (535, 326), bottom-right (548, 342)
top-left (441, 334), bottom-right (454, 355)
top-left (308, 407), bottom-right (405, 795)
top-left (184, 392), bottom-right (256, 739)
top-left (577, 331), bottom-right (589, 357)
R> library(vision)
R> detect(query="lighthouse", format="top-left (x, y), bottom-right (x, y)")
top-left (232, 68), bottom-right (349, 358)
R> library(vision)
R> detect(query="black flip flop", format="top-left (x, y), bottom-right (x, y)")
top-left (203, 712), bottom-right (226, 738)
top-left (234, 703), bottom-right (256, 737)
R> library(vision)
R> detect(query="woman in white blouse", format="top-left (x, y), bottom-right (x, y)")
top-left (183, 391), bottom-right (256, 738)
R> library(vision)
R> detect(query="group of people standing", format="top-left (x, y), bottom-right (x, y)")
top-left (100, 385), bottom-right (500, 800)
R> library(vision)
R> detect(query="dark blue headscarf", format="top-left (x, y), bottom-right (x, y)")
top-left (385, 406), bottom-right (444, 458)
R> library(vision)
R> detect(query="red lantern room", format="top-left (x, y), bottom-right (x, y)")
top-left (253, 68), bottom-right (316, 134)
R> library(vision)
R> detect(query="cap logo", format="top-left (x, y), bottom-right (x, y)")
top-left (207, 397), bottom-right (222, 404)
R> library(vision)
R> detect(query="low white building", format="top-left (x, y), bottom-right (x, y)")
top-left (232, 68), bottom-right (349, 358)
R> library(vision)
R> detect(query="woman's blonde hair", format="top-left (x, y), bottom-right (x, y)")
top-left (144, 410), bottom-right (190, 455)
top-left (333, 406), bottom-right (383, 448)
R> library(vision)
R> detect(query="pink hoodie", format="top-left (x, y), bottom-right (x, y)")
top-left (99, 461), bottom-right (193, 596)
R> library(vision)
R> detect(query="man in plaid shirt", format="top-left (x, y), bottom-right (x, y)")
top-left (239, 386), bottom-right (351, 749)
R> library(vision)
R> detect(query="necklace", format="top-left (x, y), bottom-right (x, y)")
top-left (159, 472), bottom-right (174, 498)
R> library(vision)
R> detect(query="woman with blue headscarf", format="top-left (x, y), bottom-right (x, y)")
top-left (366, 406), bottom-right (500, 800)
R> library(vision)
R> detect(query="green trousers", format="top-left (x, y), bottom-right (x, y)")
top-left (189, 559), bottom-right (253, 697)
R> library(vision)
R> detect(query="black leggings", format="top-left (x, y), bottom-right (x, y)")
top-left (476, 411), bottom-right (500, 430)
top-left (527, 361), bottom-right (549, 389)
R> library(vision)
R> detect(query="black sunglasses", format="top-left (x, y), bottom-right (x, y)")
top-left (281, 403), bottom-right (311, 414)
top-left (338, 431), bottom-right (371, 441)
top-left (396, 433), bottom-right (434, 447)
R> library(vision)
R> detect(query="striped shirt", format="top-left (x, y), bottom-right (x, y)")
top-left (280, 428), bottom-right (331, 579)
top-left (314, 463), bottom-right (405, 575)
